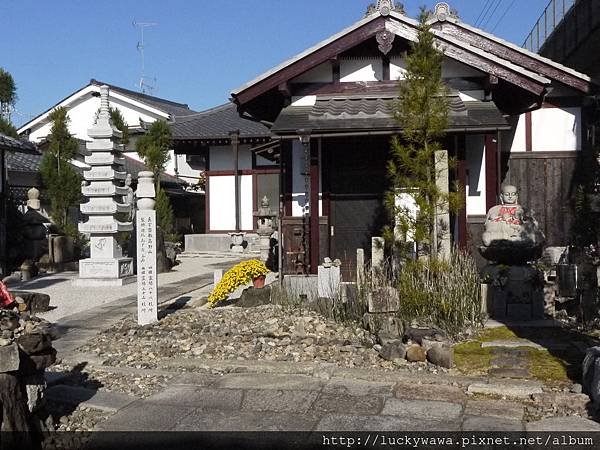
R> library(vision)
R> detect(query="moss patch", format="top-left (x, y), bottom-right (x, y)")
top-left (454, 326), bottom-right (584, 386)
top-left (453, 340), bottom-right (493, 376)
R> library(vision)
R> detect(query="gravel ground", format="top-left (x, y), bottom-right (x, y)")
top-left (10, 253), bottom-right (241, 322)
top-left (77, 304), bottom-right (449, 375)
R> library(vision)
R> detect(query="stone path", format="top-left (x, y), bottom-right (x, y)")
top-left (67, 371), bottom-right (596, 432)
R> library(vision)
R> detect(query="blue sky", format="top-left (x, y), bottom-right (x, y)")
top-left (1, 0), bottom-right (550, 127)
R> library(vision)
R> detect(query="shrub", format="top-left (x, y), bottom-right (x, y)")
top-left (208, 259), bottom-right (269, 307)
top-left (396, 251), bottom-right (483, 336)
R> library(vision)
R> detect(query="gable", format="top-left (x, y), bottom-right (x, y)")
top-left (232, 7), bottom-right (594, 118)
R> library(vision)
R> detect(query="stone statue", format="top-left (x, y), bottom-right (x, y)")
top-left (124, 173), bottom-right (135, 221)
top-left (480, 184), bottom-right (545, 264)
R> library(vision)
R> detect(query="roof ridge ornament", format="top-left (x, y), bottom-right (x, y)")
top-left (365, 1), bottom-right (404, 18)
top-left (376, 0), bottom-right (394, 16)
top-left (433, 2), bottom-right (459, 21)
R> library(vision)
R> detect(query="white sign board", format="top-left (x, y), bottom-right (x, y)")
top-left (137, 210), bottom-right (157, 325)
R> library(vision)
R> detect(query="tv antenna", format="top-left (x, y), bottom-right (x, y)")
top-left (133, 20), bottom-right (157, 94)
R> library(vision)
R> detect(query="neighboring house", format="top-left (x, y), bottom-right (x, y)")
top-left (220, 1), bottom-right (596, 278)
top-left (170, 103), bottom-right (272, 236)
top-left (0, 133), bottom-right (39, 275)
top-left (17, 79), bottom-right (205, 234)
top-left (17, 78), bottom-right (202, 180)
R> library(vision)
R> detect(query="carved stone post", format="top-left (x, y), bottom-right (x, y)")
top-left (136, 171), bottom-right (158, 326)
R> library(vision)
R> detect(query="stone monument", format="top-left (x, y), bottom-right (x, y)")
top-left (136, 171), bottom-right (158, 326)
top-left (480, 184), bottom-right (545, 320)
top-left (253, 195), bottom-right (276, 263)
top-left (75, 85), bottom-right (133, 286)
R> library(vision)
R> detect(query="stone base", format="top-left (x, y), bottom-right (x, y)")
top-left (483, 264), bottom-right (545, 321)
top-left (72, 276), bottom-right (136, 287)
top-left (77, 257), bottom-right (134, 280)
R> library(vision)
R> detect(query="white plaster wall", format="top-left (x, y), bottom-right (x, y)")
top-left (340, 57), bottom-right (382, 82)
top-left (389, 56), bottom-right (407, 80)
top-left (291, 96), bottom-right (317, 106)
top-left (508, 114), bottom-right (527, 153)
top-left (458, 90), bottom-right (485, 102)
top-left (292, 62), bottom-right (332, 83)
top-left (442, 58), bottom-right (484, 78)
top-left (209, 145), bottom-right (253, 171)
top-left (208, 174), bottom-right (253, 231)
top-left (465, 135), bottom-right (487, 216)
top-left (532, 107), bottom-right (581, 151)
top-left (27, 94), bottom-right (163, 143)
top-left (168, 153), bottom-right (204, 183)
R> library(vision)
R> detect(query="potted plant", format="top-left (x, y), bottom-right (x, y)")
top-left (208, 259), bottom-right (269, 307)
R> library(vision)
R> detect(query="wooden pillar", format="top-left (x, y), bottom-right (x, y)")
top-left (230, 130), bottom-right (241, 231)
top-left (456, 135), bottom-right (468, 250)
top-left (525, 112), bottom-right (533, 152)
top-left (485, 134), bottom-right (499, 211)
top-left (310, 139), bottom-right (320, 274)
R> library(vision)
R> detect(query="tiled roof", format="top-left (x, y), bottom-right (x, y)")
top-left (0, 133), bottom-right (38, 152)
top-left (5, 150), bottom-right (43, 173)
top-left (170, 103), bottom-right (270, 140)
top-left (272, 92), bottom-right (508, 134)
top-left (90, 79), bottom-right (195, 117)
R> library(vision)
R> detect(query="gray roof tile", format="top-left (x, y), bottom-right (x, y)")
top-left (170, 103), bottom-right (270, 140)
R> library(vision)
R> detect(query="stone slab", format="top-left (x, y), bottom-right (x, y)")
top-left (97, 403), bottom-right (196, 431)
top-left (310, 393), bottom-right (383, 415)
top-left (526, 416), bottom-right (600, 431)
top-left (170, 373), bottom-right (219, 387)
top-left (462, 415), bottom-right (524, 431)
top-left (144, 386), bottom-right (242, 410)
top-left (464, 399), bottom-right (525, 420)
top-left (322, 377), bottom-right (395, 397)
top-left (488, 368), bottom-right (530, 379)
top-left (381, 398), bottom-right (463, 421)
top-left (215, 373), bottom-right (323, 391)
top-left (175, 409), bottom-right (320, 431)
top-left (241, 389), bottom-right (319, 413)
top-left (394, 382), bottom-right (466, 403)
top-left (482, 340), bottom-right (544, 350)
top-left (316, 414), bottom-right (461, 431)
top-left (46, 385), bottom-right (137, 412)
top-left (467, 380), bottom-right (543, 398)
top-left (490, 356), bottom-right (527, 367)
top-left (0, 343), bottom-right (20, 372)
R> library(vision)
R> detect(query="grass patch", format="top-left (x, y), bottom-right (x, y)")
top-left (453, 340), bottom-right (493, 376)
top-left (527, 348), bottom-right (581, 385)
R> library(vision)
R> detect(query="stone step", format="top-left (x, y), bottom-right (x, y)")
top-left (490, 356), bottom-right (527, 367)
top-left (482, 340), bottom-right (545, 350)
top-left (488, 368), bottom-right (530, 379)
top-left (46, 385), bottom-right (138, 412)
top-left (467, 380), bottom-right (543, 398)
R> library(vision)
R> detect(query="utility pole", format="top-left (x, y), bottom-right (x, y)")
top-left (133, 21), bottom-right (157, 94)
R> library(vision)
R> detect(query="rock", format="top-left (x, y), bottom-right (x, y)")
top-left (403, 327), bottom-right (445, 345)
top-left (16, 333), bottom-right (52, 354)
top-left (20, 348), bottom-right (57, 374)
top-left (367, 287), bottom-right (400, 313)
top-left (362, 313), bottom-right (403, 338)
top-left (582, 346), bottom-right (600, 404)
top-left (379, 342), bottom-right (406, 361)
top-left (236, 286), bottom-right (271, 308)
top-left (0, 343), bottom-right (20, 372)
top-left (9, 291), bottom-right (51, 314)
top-left (0, 316), bottom-right (19, 332)
top-left (570, 383), bottom-right (583, 394)
top-left (406, 344), bottom-right (427, 362)
top-left (426, 344), bottom-right (454, 368)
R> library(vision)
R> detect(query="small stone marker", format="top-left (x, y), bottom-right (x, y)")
top-left (356, 248), bottom-right (365, 284)
top-left (214, 269), bottom-right (223, 286)
top-left (318, 258), bottom-right (341, 298)
top-left (371, 237), bottom-right (384, 276)
top-left (367, 286), bottom-right (400, 313)
top-left (136, 172), bottom-right (158, 326)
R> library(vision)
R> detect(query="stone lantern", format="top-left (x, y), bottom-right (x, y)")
top-left (253, 195), bottom-right (276, 262)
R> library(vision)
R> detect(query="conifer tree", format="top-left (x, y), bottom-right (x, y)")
top-left (0, 68), bottom-right (16, 121)
top-left (136, 119), bottom-right (178, 240)
top-left (39, 107), bottom-right (81, 235)
top-left (385, 9), bottom-right (461, 257)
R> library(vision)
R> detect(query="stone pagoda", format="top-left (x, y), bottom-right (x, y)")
top-left (75, 85), bottom-right (134, 286)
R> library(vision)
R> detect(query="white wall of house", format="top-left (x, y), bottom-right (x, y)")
top-left (209, 145), bottom-right (253, 170)
top-left (292, 62), bottom-right (333, 83)
top-left (208, 174), bottom-right (253, 231)
top-left (508, 106), bottom-right (581, 152)
top-left (465, 135), bottom-right (487, 216)
top-left (340, 57), bottom-right (383, 82)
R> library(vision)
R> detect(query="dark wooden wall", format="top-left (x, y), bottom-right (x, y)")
top-left (501, 151), bottom-right (579, 247)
